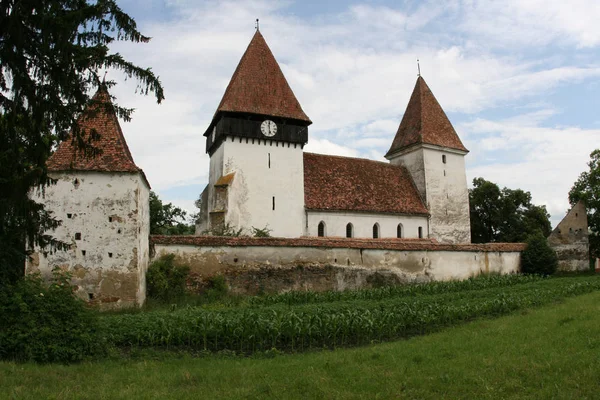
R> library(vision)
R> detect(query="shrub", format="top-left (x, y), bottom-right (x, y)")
top-left (146, 254), bottom-right (190, 300)
top-left (521, 233), bottom-right (558, 275)
top-left (204, 275), bottom-right (229, 301)
top-left (251, 225), bottom-right (272, 237)
top-left (0, 270), bottom-right (104, 363)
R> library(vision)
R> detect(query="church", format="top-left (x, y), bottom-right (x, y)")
top-left (195, 29), bottom-right (471, 244)
top-left (27, 28), bottom-right (485, 308)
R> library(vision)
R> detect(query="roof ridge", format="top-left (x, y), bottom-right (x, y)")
top-left (304, 152), bottom-right (395, 166)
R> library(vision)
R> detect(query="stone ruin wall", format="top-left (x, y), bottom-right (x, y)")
top-left (547, 201), bottom-right (590, 272)
top-left (151, 236), bottom-right (525, 296)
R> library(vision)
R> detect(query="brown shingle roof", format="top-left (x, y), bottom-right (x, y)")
top-left (303, 153), bottom-right (428, 215)
top-left (47, 87), bottom-right (141, 174)
top-left (215, 30), bottom-right (311, 123)
top-left (386, 76), bottom-right (468, 157)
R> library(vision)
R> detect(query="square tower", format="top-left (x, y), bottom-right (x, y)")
top-left (27, 87), bottom-right (150, 308)
top-left (196, 30), bottom-right (311, 237)
top-left (385, 77), bottom-right (471, 244)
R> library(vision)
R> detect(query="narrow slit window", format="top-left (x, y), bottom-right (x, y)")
top-left (418, 227), bottom-right (423, 238)
top-left (442, 154), bottom-right (447, 164)
top-left (397, 224), bottom-right (403, 238)
top-left (272, 196), bottom-right (275, 210)
top-left (81, 250), bottom-right (86, 256)
top-left (108, 216), bottom-right (113, 222)
top-left (346, 223), bottom-right (353, 238)
top-left (373, 223), bottom-right (379, 239)
top-left (318, 221), bottom-right (326, 237)
top-left (268, 153), bottom-right (271, 168)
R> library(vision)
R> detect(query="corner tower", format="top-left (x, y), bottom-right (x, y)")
top-left (385, 76), bottom-right (471, 243)
top-left (27, 86), bottom-right (151, 308)
top-left (197, 29), bottom-right (311, 237)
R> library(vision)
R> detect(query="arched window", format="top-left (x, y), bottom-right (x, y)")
top-left (346, 223), bottom-right (353, 238)
top-left (373, 223), bottom-right (380, 239)
top-left (318, 221), bottom-right (326, 237)
top-left (418, 226), bottom-right (423, 238)
top-left (397, 223), bottom-right (403, 238)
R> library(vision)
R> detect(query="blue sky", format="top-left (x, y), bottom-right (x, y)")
top-left (108, 0), bottom-right (600, 227)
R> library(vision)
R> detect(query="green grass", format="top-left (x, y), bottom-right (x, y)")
top-left (3, 288), bottom-right (600, 399)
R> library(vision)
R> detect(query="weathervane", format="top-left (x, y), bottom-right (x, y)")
top-left (255, 18), bottom-right (259, 31)
top-left (417, 59), bottom-right (421, 77)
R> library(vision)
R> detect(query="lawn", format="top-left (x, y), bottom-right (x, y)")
top-left (2, 278), bottom-right (600, 399)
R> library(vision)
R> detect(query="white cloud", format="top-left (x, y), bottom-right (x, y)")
top-left (463, 112), bottom-right (599, 226)
top-left (459, 0), bottom-right (600, 49)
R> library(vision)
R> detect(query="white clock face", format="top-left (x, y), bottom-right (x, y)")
top-left (261, 120), bottom-right (277, 137)
top-left (212, 127), bottom-right (216, 142)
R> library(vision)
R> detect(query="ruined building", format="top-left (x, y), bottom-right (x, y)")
top-left (27, 87), bottom-right (151, 307)
top-left (196, 30), bottom-right (471, 244)
top-left (547, 200), bottom-right (590, 271)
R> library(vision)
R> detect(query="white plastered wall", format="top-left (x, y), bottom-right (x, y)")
top-left (305, 211), bottom-right (428, 238)
top-left (208, 137), bottom-right (305, 237)
top-left (27, 171), bottom-right (149, 307)
top-left (422, 148), bottom-right (471, 243)
top-left (389, 146), bottom-right (471, 244)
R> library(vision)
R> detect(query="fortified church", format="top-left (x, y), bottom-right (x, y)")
top-left (30, 29), bottom-right (526, 309)
top-left (196, 29), bottom-right (471, 244)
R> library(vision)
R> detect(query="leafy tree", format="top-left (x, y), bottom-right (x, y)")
top-left (569, 149), bottom-right (600, 261)
top-left (521, 233), bottom-right (558, 275)
top-left (0, 0), bottom-right (164, 284)
top-left (469, 177), bottom-right (552, 243)
top-left (150, 191), bottom-right (195, 235)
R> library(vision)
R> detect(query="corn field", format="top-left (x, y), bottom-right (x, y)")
top-left (100, 275), bottom-right (600, 354)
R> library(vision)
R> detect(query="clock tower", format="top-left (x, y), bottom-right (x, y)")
top-left (197, 29), bottom-right (312, 237)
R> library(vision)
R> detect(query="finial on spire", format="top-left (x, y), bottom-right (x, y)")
top-left (417, 59), bottom-right (421, 77)
top-left (255, 18), bottom-right (259, 31)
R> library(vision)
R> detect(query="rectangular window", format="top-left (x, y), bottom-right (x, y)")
top-left (75, 232), bottom-right (81, 240)
top-left (268, 153), bottom-right (271, 168)
top-left (272, 196), bottom-right (275, 210)
top-left (418, 227), bottom-right (423, 238)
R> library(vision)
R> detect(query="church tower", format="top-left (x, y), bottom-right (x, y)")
top-left (385, 76), bottom-right (471, 243)
top-left (27, 86), bottom-right (151, 307)
top-left (196, 29), bottom-right (312, 237)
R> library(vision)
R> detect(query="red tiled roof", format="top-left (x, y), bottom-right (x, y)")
top-left (47, 87), bottom-right (141, 174)
top-left (303, 153), bottom-right (428, 215)
top-left (386, 76), bottom-right (468, 157)
top-left (215, 30), bottom-right (311, 123)
top-left (151, 235), bottom-right (526, 253)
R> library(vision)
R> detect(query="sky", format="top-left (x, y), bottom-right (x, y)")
top-left (107, 0), bottom-right (600, 227)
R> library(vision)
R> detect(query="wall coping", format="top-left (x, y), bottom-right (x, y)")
top-left (151, 235), bottom-right (526, 252)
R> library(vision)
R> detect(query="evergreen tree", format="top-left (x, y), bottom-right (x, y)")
top-left (0, 0), bottom-right (164, 284)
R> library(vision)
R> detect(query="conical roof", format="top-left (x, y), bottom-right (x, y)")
top-left (47, 87), bottom-right (141, 173)
top-left (214, 30), bottom-right (311, 124)
top-left (386, 76), bottom-right (467, 157)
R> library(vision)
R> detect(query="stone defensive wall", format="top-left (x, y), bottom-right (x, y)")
top-left (151, 236), bottom-right (526, 295)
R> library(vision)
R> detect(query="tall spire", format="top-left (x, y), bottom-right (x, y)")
top-left (386, 76), bottom-right (467, 157)
top-left (47, 87), bottom-right (141, 173)
top-left (214, 30), bottom-right (311, 124)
